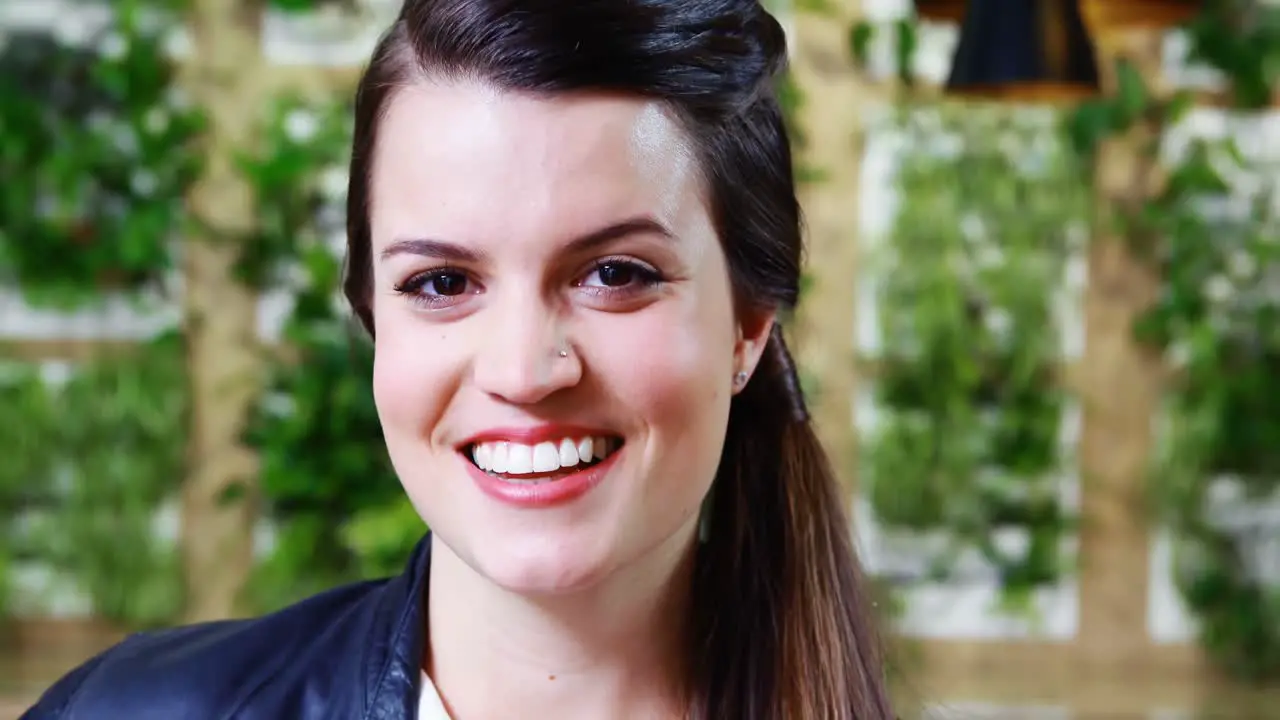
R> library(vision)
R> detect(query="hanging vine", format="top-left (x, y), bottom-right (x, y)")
top-left (0, 336), bottom-right (188, 629)
top-left (265, 0), bottom-right (358, 13)
top-left (1065, 0), bottom-right (1280, 682)
top-left (0, 359), bottom-right (61, 620)
top-left (845, 0), bottom-right (1280, 671)
top-left (863, 103), bottom-right (1090, 614)
top-left (0, 0), bottom-right (411, 625)
top-left (239, 95), bottom-right (423, 612)
top-left (0, 10), bottom-right (203, 308)
top-left (0, 0), bottom-right (198, 628)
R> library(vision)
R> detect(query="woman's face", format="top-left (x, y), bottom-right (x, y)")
top-left (367, 79), bottom-right (772, 594)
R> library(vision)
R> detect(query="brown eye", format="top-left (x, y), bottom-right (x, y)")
top-left (427, 271), bottom-right (468, 296)
top-left (393, 269), bottom-right (476, 307)
top-left (596, 262), bottom-right (635, 287)
top-left (580, 259), bottom-right (663, 289)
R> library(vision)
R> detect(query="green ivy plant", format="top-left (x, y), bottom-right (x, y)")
top-left (1064, 0), bottom-right (1280, 683)
top-left (0, 0), bottom-right (195, 629)
top-left (266, 0), bottom-right (356, 13)
top-left (241, 96), bottom-right (423, 613)
top-left (0, 359), bottom-right (62, 621)
top-left (0, 336), bottom-right (188, 629)
top-left (0, 5), bottom-right (422, 625)
top-left (848, 17), bottom-right (919, 89)
top-left (863, 103), bottom-right (1090, 615)
top-left (0, 10), bottom-right (203, 308)
top-left (39, 336), bottom-right (188, 628)
top-left (776, 69), bottom-right (824, 186)
top-left (234, 93), bottom-right (353, 289)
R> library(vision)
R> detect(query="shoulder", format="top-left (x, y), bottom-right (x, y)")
top-left (19, 578), bottom-right (391, 720)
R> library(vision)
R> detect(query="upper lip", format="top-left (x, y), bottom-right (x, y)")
top-left (458, 424), bottom-right (621, 450)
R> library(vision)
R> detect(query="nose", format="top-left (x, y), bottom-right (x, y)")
top-left (471, 296), bottom-right (583, 406)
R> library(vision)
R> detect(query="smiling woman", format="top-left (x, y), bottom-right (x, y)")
top-left (19, 2), bottom-right (894, 719)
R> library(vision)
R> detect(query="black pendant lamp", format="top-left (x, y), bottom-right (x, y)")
top-left (914, 0), bottom-right (966, 24)
top-left (945, 0), bottom-right (1102, 102)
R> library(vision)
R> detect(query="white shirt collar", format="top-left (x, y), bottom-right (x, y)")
top-left (419, 671), bottom-right (452, 720)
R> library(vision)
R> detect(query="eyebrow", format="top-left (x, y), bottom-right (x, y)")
top-left (379, 216), bottom-right (674, 264)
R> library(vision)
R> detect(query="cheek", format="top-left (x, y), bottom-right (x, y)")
top-left (370, 308), bottom-right (453, 444)
top-left (597, 290), bottom-right (737, 457)
top-left (609, 333), bottom-right (726, 422)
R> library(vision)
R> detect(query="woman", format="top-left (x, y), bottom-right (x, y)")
top-left (23, 1), bottom-right (894, 718)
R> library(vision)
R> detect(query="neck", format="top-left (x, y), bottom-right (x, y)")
top-left (424, 528), bottom-right (697, 720)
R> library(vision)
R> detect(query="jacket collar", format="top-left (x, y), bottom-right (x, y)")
top-left (363, 532), bottom-right (433, 720)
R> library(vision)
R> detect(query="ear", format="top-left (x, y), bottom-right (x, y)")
top-left (733, 306), bottom-right (776, 393)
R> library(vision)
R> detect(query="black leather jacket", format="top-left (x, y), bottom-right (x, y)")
top-left (20, 534), bottom-right (435, 719)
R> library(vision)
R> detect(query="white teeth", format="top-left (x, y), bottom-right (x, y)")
top-left (507, 444), bottom-right (533, 474)
top-left (489, 443), bottom-right (509, 473)
top-left (559, 438), bottom-right (579, 467)
top-left (473, 443), bottom-right (491, 469)
top-left (470, 435), bottom-right (620, 475)
top-left (532, 442), bottom-right (560, 473)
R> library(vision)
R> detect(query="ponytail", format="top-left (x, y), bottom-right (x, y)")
top-left (689, 331), bottom-right (895, 719)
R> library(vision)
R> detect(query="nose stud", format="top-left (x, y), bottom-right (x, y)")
top-left (558, 350), bottom-right (569, 358)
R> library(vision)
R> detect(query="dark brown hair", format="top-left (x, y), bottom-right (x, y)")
top-left (342, 1), bottom-right (894, 717)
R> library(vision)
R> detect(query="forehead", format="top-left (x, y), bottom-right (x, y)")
top-left (369, 79), bottom-right (704, 245)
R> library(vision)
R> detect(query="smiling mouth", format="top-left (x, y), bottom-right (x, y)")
top-left (464, 435), bottom-right (624, 484)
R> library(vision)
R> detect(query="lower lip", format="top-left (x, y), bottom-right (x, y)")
top-left (464, 448), bottom-right (621, 509)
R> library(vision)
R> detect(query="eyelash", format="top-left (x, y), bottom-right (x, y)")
top-left (579, 255), bottom-right (666, 295)
top-left (392, 265), bottom-right (472, 310)
top-left (392, 257), bottom-right (666, 310)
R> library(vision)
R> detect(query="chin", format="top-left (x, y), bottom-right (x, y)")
top-left (469, 534), bottom-right (618, 597)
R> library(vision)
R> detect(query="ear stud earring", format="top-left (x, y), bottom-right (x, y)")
top-left (734, 371), bottom-right (748, 388)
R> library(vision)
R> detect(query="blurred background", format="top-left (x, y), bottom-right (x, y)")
top-left (0, 0), bottom-right (1277, 717)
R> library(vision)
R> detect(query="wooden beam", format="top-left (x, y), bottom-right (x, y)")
top-left (257, 63), bottom-right (362, 97)
top-left (0, 618), bottom-right (124, 687)
top-left (894, 637), bottom-right (1280, 715)
top-left (857, 357), bottom-right (1089, 395)
top-left (1074, 27), bottom-right (1167, 665)
top-left (0, 339), bottom-right (148, 362)
top-left (789, 0), bottom-right (866, 497)
top-left (179, 0), bottom-right (270, 623)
